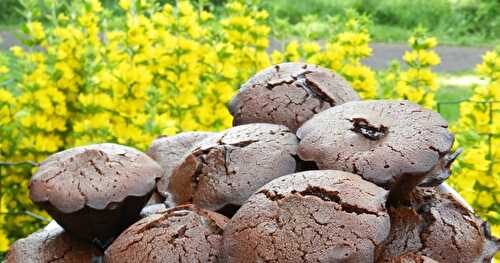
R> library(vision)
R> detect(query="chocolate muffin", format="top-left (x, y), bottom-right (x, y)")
top-left (378, 253), bottom-right (438, 263)
top-left (297, 100), bottom-right (460, 189)
top-left (104, 204), bottom-right (228, 263)
top-left (29, 143), bottom-right (163, 242)
top-left (229, 62), bottom-right (360, 132)
top-left (169, 123), bottom-right (298, 212)
top-left (378, 187), bottom-right (500, 263)
top-left (5, 222), bottom-right (102, 262)
top-left (223, 170), bottom-right (390, 263)
top-left (147, 132), bottom-right (214, 199)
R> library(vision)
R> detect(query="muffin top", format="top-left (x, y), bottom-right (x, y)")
top-left (298, 100), bottom-right (455, 188)
top-left (30, 143), bottom-right (162, 213)
top-left (169, 123), bottom-right (298, 210)
top-left (229, 62), bottom-right (359, 132)
top-left (223, 170), bottom-right (390, 263)
top-left (104, 204), bottom-right (228, 263)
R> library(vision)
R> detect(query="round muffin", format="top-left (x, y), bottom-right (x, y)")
top-left (169, 123), bottom-right (298, 212)
top-left (223, 170), bottom-right (390, 263)
top-left (297, 100), bottom-right (459, 189)
top-left (104, 204), bottom-right (228, 263)
top-left (378, 187), bottom-right (500, 263)
top-left (29, 143), bottom-right (163, 242)
top-left (147, 132), bottom-right (215, 199)
top-left (229, 62), bottom-right (360, 132)
top-left (5, 221), bottom-right (102, 262)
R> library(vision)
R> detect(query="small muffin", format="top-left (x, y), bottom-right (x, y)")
top-left (29, 143), bottom-right (163, 242)
top-left (229, 62), bottom-right (359, 132)
top-left (104, 204), bottom-right (228, 263)
top-left (378, 187), bottom-right (500, 263)
top-left (223, 170), bottom-right (390, 263)
top-left (5, 221), bottom-right (102, 262)
top-left (147, 132), bottom-right (215, 199)
top-left (169, 123), bottom-right (298, 212)
top-left (297, 100), bottom-right (459, 189)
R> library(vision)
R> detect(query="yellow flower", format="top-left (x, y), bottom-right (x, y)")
top-left (119, 0), bottom-right (131, 11)
top-left (27, 22), bottom-right (45, 40)
top-left (10, 46), bottom-right (24, 57)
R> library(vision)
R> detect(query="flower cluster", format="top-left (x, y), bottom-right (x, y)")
top-left (449, 49), bottom-right (500, 237)
top-left (271, 11), bottom-right (377, 99)
top-left (396, 29), bottom-right (440, 108)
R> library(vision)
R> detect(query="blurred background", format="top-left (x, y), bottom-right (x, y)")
top-left (0, 0), bottom-right (498, 260)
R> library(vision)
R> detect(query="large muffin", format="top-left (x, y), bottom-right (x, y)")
top-left (29, 143), bottom-right (163, 242)
top-left (223, 170), bottom-right (390, 263)
top-left (297, 100), bottom-right (459, 189)
top-left (229, 62), bottom-right (360, 132)
top-left (168, 123), bottom-right (298, 212)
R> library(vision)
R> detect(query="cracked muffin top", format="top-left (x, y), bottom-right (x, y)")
top-left (147, 132), bottom-right (215, 199)
top-left (378, 187), bottom-right (500, 263)
top-left (5, 222), bottom-right (102, 263)
top-left (29, 143), bottom-right (162, 213)
top-left (222, 170), bottom-right (390, 263)
top-left (229, 62), bottom-right (360, 132)
top-left (104, 204), bottom-right (228, 263)
top-left (168, 123), bottom-right (298, 212)
top-left (297, 100), bottom-right (459, 189)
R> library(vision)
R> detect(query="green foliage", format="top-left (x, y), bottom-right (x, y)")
top-left (265, 0), bottom-right (499, 45)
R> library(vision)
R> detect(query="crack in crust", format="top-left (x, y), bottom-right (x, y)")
top-left (349, 118), bottom-right (388, 141)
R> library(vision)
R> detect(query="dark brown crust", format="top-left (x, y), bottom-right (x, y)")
top-left (28, 143), bottom-right (162, 241)
top-left (297, 100), bottom-right (455, 188)
top-left (222, 170), bottom-right (390, 263)
top-left (5, 222), bottom-right (102, 263)
top-left (378, 187), bottom-right (500, 263)
top-left (147, 132), bottom-right (215, 198)
top-left (104, 204), bottom-right (228, 263)
top-left (229, 62), bottom-right (360, 132)
top-left (30, 143), bottom-right (162, 213)
top-left (168, 123), bottom-right (298, 211)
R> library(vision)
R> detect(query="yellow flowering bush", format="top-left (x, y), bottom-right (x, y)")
top-left (396, 29), bottom-right (440, 108)
top-left (449, 49), bottom-right (500, 238)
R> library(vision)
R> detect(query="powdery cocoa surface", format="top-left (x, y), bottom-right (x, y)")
top-left (169, 123), bottom-right (298, 211)
top-left (297, 100), bottom-right (455, 188)
top-left (30, 143), bottom-right (162, 213)
top-left (5, 223), bottom-right (102, 263)
top-left (378, 188), bottom-right (500, 263)
top-left (147, 132), bottom-right (214, 198)
top-left (229, 62), bottom-right (359, 132)
top-left (222, 170), bottom-right (390, 263)
top-left (104, 205), bottom-right (228, 263)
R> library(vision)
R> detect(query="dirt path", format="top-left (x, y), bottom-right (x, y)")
top-left (1, 31), bottom-right (491, 73)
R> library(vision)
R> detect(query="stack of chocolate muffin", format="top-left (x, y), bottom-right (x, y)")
top-left (5, 63), bottom-right (499, 263)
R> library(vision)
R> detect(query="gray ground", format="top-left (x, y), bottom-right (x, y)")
top-left (1, 31), bottom-right (491, 72)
